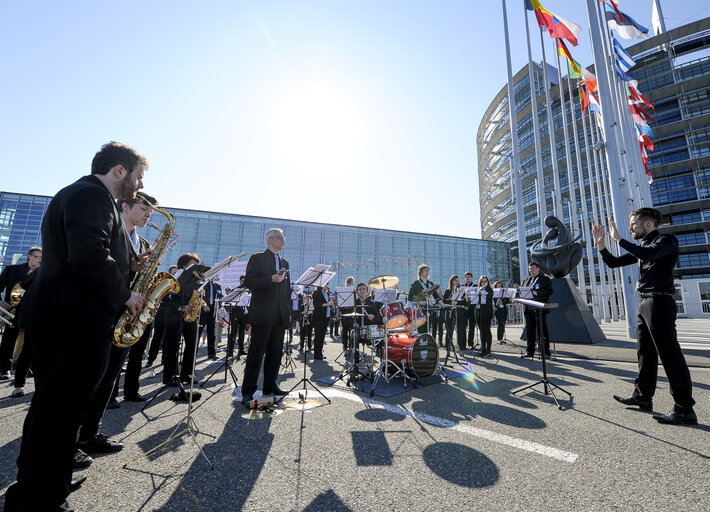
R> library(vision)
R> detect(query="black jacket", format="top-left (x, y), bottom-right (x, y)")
top-left (521, 273), bottom-right (553, 310)
top-left (19, 175), bottom-right (131, 334)
top-left (0, 262), bottom-right (32, 302)
top-left (312, 288), bottom-right (332, 322)
top-left (244, 249), bottom-right (290, 327)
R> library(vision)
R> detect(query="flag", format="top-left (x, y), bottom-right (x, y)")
top-left (627, 83), bottom-right (653, 109)
top-left (605, 5), bottom-right (649, 40)
top-left (579, 81), bottom-right (601, 114)
top-left (629, 102), bottom-right (654, 123)
top-left (634, 124), bottom-right (654, 151)
top-left (612, 36), bottom-right (636, 73)
top-left (527, 0), bottom-right (582, 46)
top-left (581, 66), bottom-right (598, 92)
top-left (557, 39), bottom-right (582, 78)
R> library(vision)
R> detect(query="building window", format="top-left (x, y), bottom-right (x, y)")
top-left (699, 281), bottom-right (710, 314)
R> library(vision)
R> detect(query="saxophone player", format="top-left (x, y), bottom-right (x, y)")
top-left (76, 193), bottom-right (156, 454)
top-left (161, 253), bottom-right (205, 387)
top-left (5, 142), bottom-right (147, 512)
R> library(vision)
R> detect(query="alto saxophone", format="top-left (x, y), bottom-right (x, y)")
top-left (113, 203), bottom-right (181, 348)
top-left (0, 283), bottom-right (24, 328)
top-left (183, 290), bottom-right (206, 322)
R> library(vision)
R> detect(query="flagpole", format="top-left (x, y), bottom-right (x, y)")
top-left (587, 109), bottom-right (611, 322)
top-left (567, 78), bottom-right (598, 316)
top-left (524, 3), bottom-right (548, 236)
top-left (579, 86), bottom-right (604, 322)
top-left (553, 39), bottom-right (586, 298)
top-left (502, 0), bottom-right (529, 282)
top-left (538, 28), bottom-right (563, 218)
top-left (586, 0), bottom-right (639, 337)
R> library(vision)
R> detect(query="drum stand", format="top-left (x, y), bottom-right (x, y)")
top-left (512, 305), bottom-right (571, 409)
top-left (330, 329), bottom-right (373, 387)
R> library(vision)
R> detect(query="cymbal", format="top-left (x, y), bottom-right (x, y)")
top-left (341, 312), bottom-right (366, 317)
top-left (413, 284), bottom-right (441, 303)
top-left (368, 275), bottom-right (399, 288)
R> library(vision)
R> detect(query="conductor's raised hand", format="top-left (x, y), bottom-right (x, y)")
top-left (608, 218), bottom-right (622, 242)
top-left (592, 224), bottom-right (606, 250)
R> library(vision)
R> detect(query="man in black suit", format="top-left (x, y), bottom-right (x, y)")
top-left (241, 228), bottom-right (291, 406)
top-left (312, 284), bottom-right (333, 360)
top-left (227, 275), bottom-right (249, 358)
top-left (462, 271), bottom-right (478, 349)
top-left (408, 264), bottom-right (444, 334)
top-left (521, 261), bottom-right (553, 357)
top-left (200, 280), bottom-right (222, 360)
top-left (5, 142), bottom-right (146, 512)
top-left (0, 246), bottom-right (42, 380)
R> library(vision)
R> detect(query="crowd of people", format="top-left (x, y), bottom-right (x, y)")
top-left (0, 140), bottom-right (697, 511)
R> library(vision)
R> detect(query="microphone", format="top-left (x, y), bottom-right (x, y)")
top-left (246, 396), bottom-right (276, 409)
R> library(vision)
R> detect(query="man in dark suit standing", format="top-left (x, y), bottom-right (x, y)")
top-left (241, 228), bottom-right (290, 406)
top-left (521, 261), bottom-right (553, 357)
top-left (200, 280), bottom-right (222, 360)
top-left (0, 246), bottom-right (42, 380)
top-left (4, 142), bottom-right (146, 512)
top-left (312, 284), bottom-right (333, 360)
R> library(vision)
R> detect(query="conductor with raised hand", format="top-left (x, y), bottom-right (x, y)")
top-left (593, 208), bottom-right (696, 425)
top-left (241, 228), bottom-right (291, 406)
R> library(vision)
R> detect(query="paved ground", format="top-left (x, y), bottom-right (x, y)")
top-left (1, 319), bottom-right (708, 512)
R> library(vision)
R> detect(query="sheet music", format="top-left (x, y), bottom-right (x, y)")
top-left (374, 288), bottom-right (397, 302)
top-left (236, 293), bottom-right (251, 307)
top-left (519, 286), bottom-right (533, 299)
top-left (450, 288), bottom-right (465, 301)
top-left (335, 287), bottom-right (355, 308)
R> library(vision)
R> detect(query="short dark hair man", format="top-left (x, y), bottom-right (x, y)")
top-left (0, 247), bottom-right (42, 380)
top-left (593, 208), bottom-right (696, 425)
top-left (5, 142), bottom-right (146, 511)
top-left (521, 261), bottom-right (553, 357)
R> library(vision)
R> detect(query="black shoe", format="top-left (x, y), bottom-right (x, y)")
top-left (653, 409), bottom-right (697, 425)
top-left (106, 398), bottom-right (120, 410)
top-left (264, 387), bottom-right (288, 396)
top-left (78, 433), bottom-right (124, 454)
top-left (238, 350), bottom-right (247, 356)
top-left (613, 394), bottom-right (653, 412)
top-left (313, 356), bottom-right (324, 360)
top-left (181, 375), bottom-right (199, 385)
top-left (521, 352), bottom-right (534, 358)
top-left (241, 395), bottom-right (254, 407)
top-left (124, 393), bottom-right (148, 402)
top-left (69, 474), bottom-right (87, 493)
top-left (73, 449), bottom-right (93, 470)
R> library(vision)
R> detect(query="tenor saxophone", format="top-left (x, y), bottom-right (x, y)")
top-left (113, 203), bottom-right (181, 348)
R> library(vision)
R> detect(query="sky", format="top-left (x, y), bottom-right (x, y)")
top-left (1, 1), bottom-right (708, 239)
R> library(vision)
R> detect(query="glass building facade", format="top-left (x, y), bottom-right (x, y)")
top-left (478, 18), bottom-right (710, 317)
top-left (0, 191), bottom-right (512, 290)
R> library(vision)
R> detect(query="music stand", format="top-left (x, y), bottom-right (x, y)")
top-left (201, 287), bottom-right (249, 388)
top-left (332, 287), bottom-right (355, 363)
top-left (288, 265), bottom-right (335, 406)
top-left (511, 299), bottom-right (572, 409)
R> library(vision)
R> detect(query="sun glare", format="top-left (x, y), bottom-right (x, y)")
top-left (269, 79), bottom-right (366, 174)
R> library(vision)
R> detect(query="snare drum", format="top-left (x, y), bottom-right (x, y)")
top-left (379, 302), bottom-right (408, 329)
top-left (381, 332), bottom-right (439, 378)
top-left (366, 324), bottom-right (384, 340)
top-left (402, 301), bottom-right (426, 330)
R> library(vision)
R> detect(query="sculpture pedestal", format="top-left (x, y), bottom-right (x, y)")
top-left (523, 277), bottom-right (606, 344)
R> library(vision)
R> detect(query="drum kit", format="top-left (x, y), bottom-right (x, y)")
top-left (333, 274), bottom-right (449, 396)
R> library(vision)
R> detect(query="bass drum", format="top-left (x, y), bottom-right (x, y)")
top-left (382, 332), bottom-right (439, 378)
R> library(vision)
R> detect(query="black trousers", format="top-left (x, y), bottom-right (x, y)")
top-left (634, 295), bottom-right (694, 411)
top-left (0, 324), bottom-right (20, 373)
top-left (313, 318), bottom-right (328, 358)
top-left (241, 323), bottom-right (285, 397)
top-left (7, 327), bottom-right (111, 510)
top-left (162, 311), bottom-right (198, 384)
top-left (230, 312), bottom-right (247, 352)
top-left (13, 334), bottom-right (32, 388)
top-left (524, 309), bottom-right (549, 355)
top-left (466, 307), bottom-right (477, 347)
top-left (123, 323), bottom-right (153, 397)
top-left (79, 344), bottom-right (129, 441)
top-left (476, 310), bottom-right (493, 352)
top-left (299, 320), bottom-right (312, 350)
top-left (147, 307), bottom-right (167, 364)
top-left (200, 307), bottom-right (217, 357)
top-left (495, 306), bottom-right (508, 341)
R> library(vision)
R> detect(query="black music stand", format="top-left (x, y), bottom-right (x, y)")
top-left (511, 299), bottom-right (572, 409)
top-left (441, 304), bottom-right (471, 370)
top-left (201, 287), bottom-right (249, 388)
top-left (288, 265), bottom-right (334, 406)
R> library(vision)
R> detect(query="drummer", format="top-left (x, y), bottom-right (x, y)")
top-left (351, 282), bottom-right (383, 331)
top-left (408, 264), bottom-right (444, 334)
